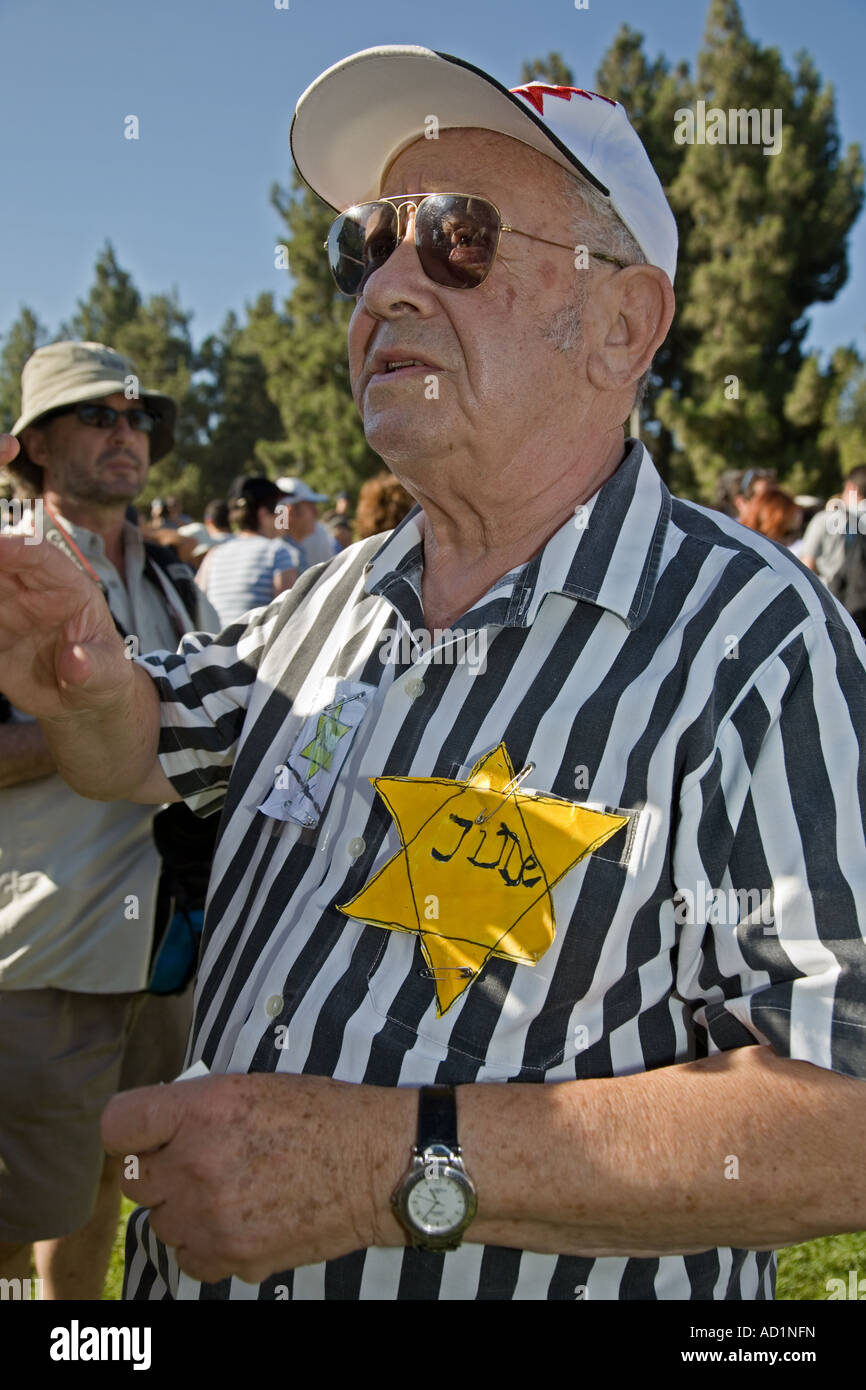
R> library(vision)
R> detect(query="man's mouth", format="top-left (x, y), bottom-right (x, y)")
top-left (366, 349), bottom-right (440, 386)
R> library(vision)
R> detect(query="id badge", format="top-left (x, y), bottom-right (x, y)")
top-left (258, 679), bottom-right (374, 828)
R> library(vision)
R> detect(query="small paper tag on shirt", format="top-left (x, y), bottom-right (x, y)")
top-left (173, 1060), bottom-right (211, 1082)
top-left (258, 679), bottom-right (374, 828)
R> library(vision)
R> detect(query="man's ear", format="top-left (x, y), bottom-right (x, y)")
top-left (586, 265), bottom-right (674, 394)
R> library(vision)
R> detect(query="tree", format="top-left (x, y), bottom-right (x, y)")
top-left (245, 173), bottom-right (381, 494)
top-left (60, 242), bottom-right (141, 345)
top-left (0, 306), bottom-right (47, 432)
top-left (595, 0), bottom-right (864, 498)
top-left (122, 289), bottom-right (203, 508)
top-left (195, 302), bottom-right (284, 500)
top-left (593, 28), bottom-right (693, 487)
top-left (784, 347), bottom-right (866, 495)
top-left (520, 54), bottom-right (575, 87)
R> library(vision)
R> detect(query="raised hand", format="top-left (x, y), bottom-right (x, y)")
top-left (0, 476), bottom-right (131, 722)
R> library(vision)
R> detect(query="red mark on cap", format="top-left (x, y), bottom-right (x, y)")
top-left (511, 84), bottom-right (617, 115)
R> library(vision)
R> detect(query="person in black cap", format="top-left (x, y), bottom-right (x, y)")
top-left (199, 475), bottom-right (301, 626)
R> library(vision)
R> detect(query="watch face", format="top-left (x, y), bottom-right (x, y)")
top-left (406, 1174), bottom-right (468, 1235)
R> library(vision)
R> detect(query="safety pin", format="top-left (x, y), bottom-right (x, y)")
top-left (475, 762), bottom-right (535, 824)
top-left (419, 966), bottom-right (476, 979)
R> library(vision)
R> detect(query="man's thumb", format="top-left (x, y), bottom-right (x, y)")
top-left (55, 638), bottom-right (132, 703)
top-left (101, 1084), bottom-right (183, 1157)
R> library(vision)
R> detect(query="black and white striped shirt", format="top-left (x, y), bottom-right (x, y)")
top-left (125, 440), bottom-right (866, 1300)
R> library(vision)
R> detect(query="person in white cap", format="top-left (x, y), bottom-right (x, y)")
top-left (1, 48), bottom-right (866, 1305)
top-left (0, 341), bottom-right (217, 1299)
top-left (275, 475), bottom-right (338, 566)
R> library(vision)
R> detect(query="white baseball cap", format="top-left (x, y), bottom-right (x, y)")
top-left (275, 476), bottom-right (330, 503)
top-left (291, 45), bottom-right (677, 284)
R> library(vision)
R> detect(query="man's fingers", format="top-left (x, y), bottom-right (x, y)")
top-left (101, 1083), bottom-right (186, 1158)
top-left (0, 533), bottom-right (83, 581)
top-left (0, 433), bottom-right (20, 467)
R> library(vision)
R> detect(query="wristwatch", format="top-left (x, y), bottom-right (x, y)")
top-left (391, 1084), bottom-right (478, 1251)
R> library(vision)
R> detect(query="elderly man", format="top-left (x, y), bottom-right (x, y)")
top-left (0, 341), bottom-right (217, 1299)
top-left (274, 475), bottom-right (336, 566)
top-left (1, 47), bottom-right (866, 1303)
top-left (801, 464), bottom-right (866, 586)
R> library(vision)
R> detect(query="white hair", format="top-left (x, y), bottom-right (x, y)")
top-left (547, 168), bottom-right (652, 413)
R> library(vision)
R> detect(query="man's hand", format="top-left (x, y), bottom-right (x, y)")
top-left (0, 433), bottom-right (172, 802)
top-left (101, 1074), bottom-right (414, 1285)
top-left (0, 438), bottom-right (131, 721)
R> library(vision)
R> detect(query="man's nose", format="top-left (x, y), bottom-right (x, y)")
top-left (107, 411), bottom-right (138, 442)
top-left (360, 204), bottom-right (432, 316)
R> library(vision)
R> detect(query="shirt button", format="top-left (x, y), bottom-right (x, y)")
top-left (405, 677), bottom-right (425, 699)
top-left (348, 836), bottom-right (366, 859)
top-left (265, 994), bottom-right (283, 1018)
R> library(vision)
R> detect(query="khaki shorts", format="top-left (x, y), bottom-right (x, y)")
top-left (0, 985), bottom-right (193, 1244)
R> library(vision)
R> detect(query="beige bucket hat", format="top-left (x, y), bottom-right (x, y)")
top-left (11, 340), bottom-right (176, 463)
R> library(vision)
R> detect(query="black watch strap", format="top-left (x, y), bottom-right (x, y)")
top-left (417, 1084), bottom-right (458, 1150)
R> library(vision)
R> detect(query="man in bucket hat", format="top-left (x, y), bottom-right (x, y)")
top-left (2, 47), bottom-right (866, 1303)
top-left (0, 341), bottom-right (217, 1298)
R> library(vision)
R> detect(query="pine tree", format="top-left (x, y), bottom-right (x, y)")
top-left (520, 54), bottom-right (575, 87)
top-left (60, 242), bottom-right (141, 345)
top-left (645, 0), bottom-right (863, 497)
top-left (594, 28), bottom-right (692, 487)
top-left (785, 347), bottom-right (866, 493)
top-left (196, 302), bottom-right (284, 500)
top-left (0, 306), bottom-right (47, 432)
top-left (119, 289), bottom-right (202, 507)
top-left (246, 174), bottom-right (381, 495)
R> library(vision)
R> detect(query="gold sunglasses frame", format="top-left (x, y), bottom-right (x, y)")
top-left (324, 192), bottom-right (627, 293)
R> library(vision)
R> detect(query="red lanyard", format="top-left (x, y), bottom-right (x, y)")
top-left (42, 504), bottom-right (105, 586)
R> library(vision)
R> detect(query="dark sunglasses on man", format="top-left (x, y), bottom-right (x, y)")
top-left (38, 401), bottom-right (159, 434)
top-left (326, 191), bottom-right (627, 296)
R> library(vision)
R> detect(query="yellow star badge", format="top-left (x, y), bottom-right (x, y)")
top-left (338, 743), bottom-right (628, 1015)
top-left (299, 702), bottom-right (352, 779)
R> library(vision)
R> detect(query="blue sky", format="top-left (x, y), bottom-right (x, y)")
top-left (0, 0), bottom-right (863, 360)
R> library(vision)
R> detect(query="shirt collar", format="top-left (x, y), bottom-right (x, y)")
top-left (54, 513), bottom-right (145, 572)
top-left (364, 440), bottom-right (671, 633)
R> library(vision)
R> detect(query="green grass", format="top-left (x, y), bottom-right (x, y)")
top-left (103, 1197), bottom-right (136, 1301)
top-left (777, 1232), bottom-right (866, 1299)
top-left (100, 1206), bottom-right (866, 1299)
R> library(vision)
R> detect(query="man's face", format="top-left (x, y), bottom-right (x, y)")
top-left (36, 391), bottom-right (150, 505)
top-left (290, 500), bottom-right (318, 538)
top-left (347, 129), bottom-right (588, 473)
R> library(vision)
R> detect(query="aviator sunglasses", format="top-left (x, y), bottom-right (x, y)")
top-left (325, 192), bottom-right (627, 296)
top-left (39, 401), bottom-right (159, 434)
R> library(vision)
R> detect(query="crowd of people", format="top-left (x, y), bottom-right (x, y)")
top-left (137, 463), bottom-right (866, 640)
top-left (714, 463), bottom-right (866, 633)
top-left (138, 472), bottom-right (416, 628)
